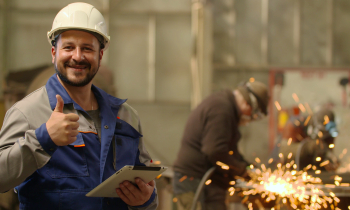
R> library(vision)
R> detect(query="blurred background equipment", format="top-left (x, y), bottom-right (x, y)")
top-left (2, 0), bottom-right (350, 209)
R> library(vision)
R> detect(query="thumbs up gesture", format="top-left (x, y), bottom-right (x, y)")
top-left (46, 94), bottom-right (80, 146)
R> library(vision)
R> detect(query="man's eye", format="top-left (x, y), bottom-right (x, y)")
top-left (64, 46), bottom-right (73, 50)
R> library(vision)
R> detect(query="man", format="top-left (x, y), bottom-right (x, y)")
top-left (278, 108), bottom-right (339, 171)
top-left (0, 2), bottom-right (157, 210)
top-left (173, 80), bottom-right (269, 210)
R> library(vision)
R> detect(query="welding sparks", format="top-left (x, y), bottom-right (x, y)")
top-left (305, 103), bottom-right (313, 115)
top-left (287, 138), bottom-right (292, 146)
top-left (274, 101), bottom-right (282, 111)
top-left (318, 131), bottom-right (323, 138)
top-left (216, 161), bottom-right (230, 170)
top-left (298, 103), bottom-right (306, 113)
top-left (294, 120), bottom-right (300, 126)
top-left (304, 115), bottom-right (311, 126)
top-left (235, 157), bottom-right (340, 210)
top-left (179, 175), bottom-right (187, 182)
top-left (292, 93), bottom-right (299, 103)
top-left (323, 115), bottom-right (330, 125)
top-left (329, 144), bottom-right (335, 149)
top-left (319, 160), bottom-right (329, 167)
top-left (205, 179), bottom-right (212, 185)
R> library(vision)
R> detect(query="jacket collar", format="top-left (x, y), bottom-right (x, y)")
top-left (46, 74), bottom-right (126, 111)
top-left (226, 89), bottom-right (241, 123)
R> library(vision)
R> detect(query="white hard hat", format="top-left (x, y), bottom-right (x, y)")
top-left (47, 2), bottom-right (110, 50)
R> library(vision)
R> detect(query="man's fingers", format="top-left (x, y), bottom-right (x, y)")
top-left (68, 136), bottom-right (77, 143)
top-left (65, 113), bottom-right (79, 122)
top-left (69, 130), bottom-right (79, 137)
top-left (54, 94), bottom-right (64, 113)
top-left (120, 182), bottom-right (137, 199)
top-left (148, 180), bottom-right (155, 187)
top-left (69, 122), bottom-right (80, 130)
top-left (135, 178), bottom-right (147, 192)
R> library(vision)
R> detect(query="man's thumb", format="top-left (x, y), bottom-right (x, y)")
top-left (54, 94), bottom-right (64, 113)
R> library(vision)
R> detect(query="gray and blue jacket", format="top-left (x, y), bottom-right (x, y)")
top-left (0, 74), bottom-right (157, 210)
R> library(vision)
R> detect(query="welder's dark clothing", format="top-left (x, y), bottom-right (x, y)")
top-left (173, 89), bottom-right (249, 189)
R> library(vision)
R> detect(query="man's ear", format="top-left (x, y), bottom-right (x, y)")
top-left (242, 101), bottom-right (252, 115)
top-left (51, 46), bottom-right (56, 64)
top-left (99, 49), bottom-right (104, 67)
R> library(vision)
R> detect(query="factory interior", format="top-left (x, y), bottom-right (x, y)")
top-left (2, 0), bottom-right (350, 209)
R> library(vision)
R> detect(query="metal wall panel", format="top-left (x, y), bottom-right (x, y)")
top-left (268, 0), bottom-right (295, 65)
top-left (155, 14), bottom-right (191, 103)
top-left (11, 0), bottom-right (103, 10)
top-left (213, 69), bottom-right (268, 92)
top-left (109, 14), bottom-right (150, 101)
top-left (129, 103), bottom-right (190, 166)
top-left (333, 0), bottom-right (350, 66)
top-left (8, 11), bottom-right (53, 70)
top-left (234, 0), bottom-right (262, 65)
top-left (300, 0), bottom-right (329, 65)
top-left (212, 0), bottom-right (235, 65)
top-left (115, 0), bottom-right (191, 13)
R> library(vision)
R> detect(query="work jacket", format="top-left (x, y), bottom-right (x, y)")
top-left (0, 74), bottom-right (157, 210)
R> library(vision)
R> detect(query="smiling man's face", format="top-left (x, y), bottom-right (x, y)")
top-left (51, 30), bottom-right (103, 87)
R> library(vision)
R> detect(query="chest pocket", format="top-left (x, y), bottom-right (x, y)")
top-left (46, 133), bottom-right (89, 178)
top-left (114, 120), bottom-right (142, 168)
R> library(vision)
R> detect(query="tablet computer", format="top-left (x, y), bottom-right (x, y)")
top-left (86, 165), bottom-right (167, 197)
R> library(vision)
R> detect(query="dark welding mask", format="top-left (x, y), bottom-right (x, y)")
top-left (246, 83), bottom-right (265, 120)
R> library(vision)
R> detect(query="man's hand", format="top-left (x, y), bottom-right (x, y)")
top-left (116, 179), bottom-right (155, 206)
top-left (46, 94), bottom-right (80, 146)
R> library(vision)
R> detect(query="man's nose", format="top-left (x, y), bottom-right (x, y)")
top-left (72, 48), bottom-right (84, 62)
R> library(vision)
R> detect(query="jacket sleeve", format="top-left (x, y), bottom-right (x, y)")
top-left (128, 189), bottom-right (158, 210)
top-left (0, 107), bottom-right (52, 193)
top-left (127, 114), bottom-right (158, 210)
top-left (201, 111), bottom-right (248, 177)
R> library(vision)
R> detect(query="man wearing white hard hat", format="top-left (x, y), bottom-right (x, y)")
top-left (0, 2), bottom-right (158, 209)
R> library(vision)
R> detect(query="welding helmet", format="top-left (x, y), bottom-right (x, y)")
top-left (237, 80), bottom-right (269, 120)
top-left (47, 2), bottom-right (110, 50)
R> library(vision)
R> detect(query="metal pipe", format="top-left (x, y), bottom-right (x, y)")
top-left (102, 0), bottom-right (110, 66)
top-left (190, 0), bottom-right (205, 109)
top-left (148, 15), bottom-right (156, 102)
top-left (293, 0), bottom-right (301, 65)
top-left (190, 167), bottom-right (215, 210)
top-left (268, 70), bottom-right (276, 152)
top-left (261, 0), bottom-right (269, 65)
top-left (191, 0), bottom-right (201, 109)
top-left (326, 0), bottom-right (333, 66)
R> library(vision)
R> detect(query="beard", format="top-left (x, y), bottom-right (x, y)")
top-left (55, 59), bottom-right (99, 87)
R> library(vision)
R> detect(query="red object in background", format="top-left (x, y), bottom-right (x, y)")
top-left (292, 106), bottom-right (300, 116)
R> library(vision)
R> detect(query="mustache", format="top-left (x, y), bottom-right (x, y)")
top-left (65, 60), bottom-right (91, 68)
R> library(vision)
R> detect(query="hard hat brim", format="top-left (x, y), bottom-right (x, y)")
top-left (47, 27), bottom-right (110, 50)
